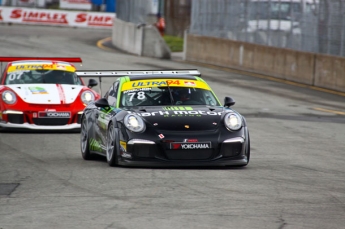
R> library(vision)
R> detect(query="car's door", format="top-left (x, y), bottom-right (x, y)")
top-left (96, 81), bottom-right (120, 152)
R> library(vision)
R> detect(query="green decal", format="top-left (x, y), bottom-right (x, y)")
top-left (90, 138), bottom-right (102, 152)
top-left (163, 106), bottom-right (193, 111)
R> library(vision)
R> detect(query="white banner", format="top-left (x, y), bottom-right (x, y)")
top-left (0, 7), bottom-right (115, 28)
top-left (59, 0), bottom-right (91, 11)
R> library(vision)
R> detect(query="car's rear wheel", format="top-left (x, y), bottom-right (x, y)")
top-left (80, 116), bottom-right (92, 160)
top-left (106, 123), bottom-right (119, 167)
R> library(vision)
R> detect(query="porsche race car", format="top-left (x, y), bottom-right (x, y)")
top-left (79, 70), bottom-right (250, 167)
top-left (0, 57), bottom-right (100, 131)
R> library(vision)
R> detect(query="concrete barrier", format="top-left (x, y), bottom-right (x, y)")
top-left (111, 18), bottom-right (171, 59)
top-left (185, 33), bottom-right (345, 93)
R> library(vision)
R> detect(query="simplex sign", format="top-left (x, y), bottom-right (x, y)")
top-left (0, 6), bottom-right (115, 28)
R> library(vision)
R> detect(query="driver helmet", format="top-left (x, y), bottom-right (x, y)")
top-left (175, 88), bottom-right (191, 102)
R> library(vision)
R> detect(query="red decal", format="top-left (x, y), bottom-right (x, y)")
top-left (166, 80), bottom-right (180, 85)
top-left (11, 9), bottom-right (68, 24)
top-left (172, 143), bottom-right (181, 149)
top-left (158, 134), bottom-right (164, 139)
top-left (56, 84), bottom-right (66, 104)
top-left (75, 13), bottom-right (112, 26)
top-left (10, 9), bottom-right (22, 19)
top-left (0, 10), bottom-right (3, 21)
top-left (75, 13), bottom-right (87, 23)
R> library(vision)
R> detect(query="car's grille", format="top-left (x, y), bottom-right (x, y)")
top-left (220, 142), bottom-right (243, 157)
top-left (32, 118), bottom-right (69, 126)
top-left (7, 114), bottom-right (24, 124)
top-left (131, 144), bottom-right (158, 158)
top-left (165, 149), bottom-right (213, 160)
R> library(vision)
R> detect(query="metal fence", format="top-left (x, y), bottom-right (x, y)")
top-left (116, 0), bottom-right (160, 25)
top-left (190, 0), bottom-right (345, 57)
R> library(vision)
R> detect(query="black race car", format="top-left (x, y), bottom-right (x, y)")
top-left (78, 70), bottom-right (250, 167)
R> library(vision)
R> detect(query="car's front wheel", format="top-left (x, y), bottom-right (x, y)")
top-left (106, 123), bottom-right (119, 167)
top-left (80, 116), bottom-right (92, 160)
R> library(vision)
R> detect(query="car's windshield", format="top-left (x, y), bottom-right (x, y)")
top-left (120, 86), bottom-right (220, 107)
top-left (5, 69), bottom-right (82, 85)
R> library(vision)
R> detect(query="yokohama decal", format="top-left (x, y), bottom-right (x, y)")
top-left (171, 142), bottom-right (211, 150)
top-left (56, 84), bottom-right (66, 104)
top-left (10, 9), bottom-right (68, 24)
top-left (38, 112), bottom-right (71, 118)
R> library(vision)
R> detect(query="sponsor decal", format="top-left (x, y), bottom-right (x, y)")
top-left (75, 13), bottom-right (113, 26)
top-left (0, 112), bottom-right (2, 120)
top-left (38, 111), bottom-right (71, 118)
top-left (136, 110), bottom-right (222, 117)
top-left (120, 141), bottom-right (127, 152)
top-left (131, 80), bottom-right (180, 88)
top-left (29, 86), bottom-right (48, 94)
top-left (9, 64), bottom-right (75, 72)
top-left (171, 142), bottom-right (211, 150)
top-left (121, 79), bottom-right (210, 91)
top-left (10, 9), bottom-right (68, 24)
top-left (184, 81), bottom-right (196, 86)
top-left (0, 10), bottom-right (3, 21)
top-left (158, 134), bottom-right (165, 139)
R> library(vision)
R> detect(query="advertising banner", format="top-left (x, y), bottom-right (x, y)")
top-left (59, 0), bottom-right (91, 11)
top-left (0, 7), bottom-right (115, 28)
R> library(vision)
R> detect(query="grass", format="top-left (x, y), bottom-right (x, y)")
top-left (163, 35), bottom-right (184, 52)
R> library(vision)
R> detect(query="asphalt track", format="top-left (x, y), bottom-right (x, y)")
top-left (0, 24), bottom-right (345, 229)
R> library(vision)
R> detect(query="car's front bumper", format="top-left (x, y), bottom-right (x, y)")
top-left (118, 155), bottom-right (249, 167)
top-left (0, 122), bottom-right (81, 130)
top-left (0, 109), bottom-right (83, 131)
top-left (117, 134), bottom-right (249, 167)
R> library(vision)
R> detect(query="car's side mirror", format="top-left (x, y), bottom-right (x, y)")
top-left (224, 96), bottom-right (235, 107)
top-left (88, 79), bottom-right (98, 88)
top-left (95, 98), bottom-right (109, 108)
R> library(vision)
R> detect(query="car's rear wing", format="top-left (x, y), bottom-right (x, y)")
top-left (0, 57), bottom-right (82, 63)
top-left (0, 57), bottom-right (82, 75)
top-left (76, 69), bottom-right (201, 96)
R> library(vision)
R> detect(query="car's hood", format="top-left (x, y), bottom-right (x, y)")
top-left (134, 106), bottom-right (225, 131)
top-left (6, 84), bottom-right (84, 104)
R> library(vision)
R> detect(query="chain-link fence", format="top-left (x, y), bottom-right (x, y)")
top-left (190, 0), bottom-right (345, 57)
top-left (116, 0), bottom-right (159, 25)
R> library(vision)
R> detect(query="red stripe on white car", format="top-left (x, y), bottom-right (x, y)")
top-left (56, 84), bottom-right (66, 104)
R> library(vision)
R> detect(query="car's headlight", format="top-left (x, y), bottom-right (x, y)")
top-left (2, 90), bottom-right (17, 104)
top-left (81, 91), bottom-right (95, 105)
top-left (224, 113), bottom-right (242, 131)
top-left (124, 114), bottom-right (145, 132)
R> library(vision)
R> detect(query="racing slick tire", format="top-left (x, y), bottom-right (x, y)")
top-left (80, 116), bottom-right (93, 160)
top-left (106, 123), bottom-right (119, 167)
top-left (245, 132), bottom-right (250, 166)
top-left (241, 132), bottom-right (250, 167)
